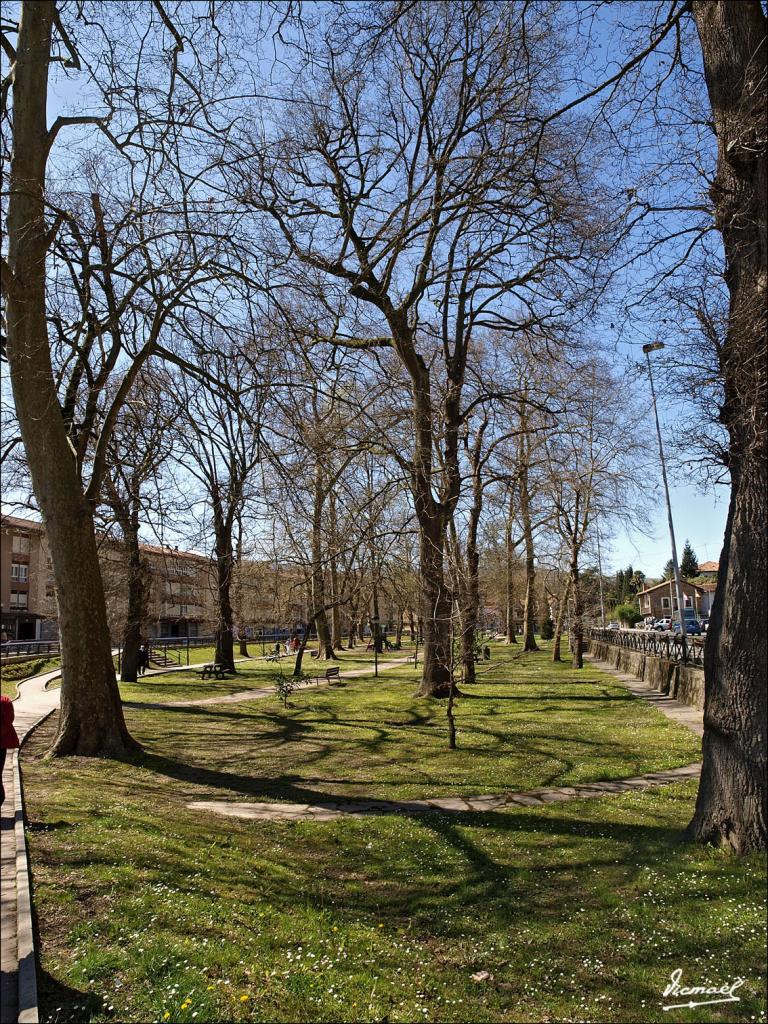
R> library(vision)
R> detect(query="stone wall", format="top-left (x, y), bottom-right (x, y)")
top-left (586, 639), bottom-right (704, 709)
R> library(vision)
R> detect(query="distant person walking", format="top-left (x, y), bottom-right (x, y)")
top-left (0, 694), bottom-right (21, 808)
top-left (138, 643), bottom-right (149, 676)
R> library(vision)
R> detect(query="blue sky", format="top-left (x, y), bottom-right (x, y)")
top-left (608, 478), bottom-right (727, 577)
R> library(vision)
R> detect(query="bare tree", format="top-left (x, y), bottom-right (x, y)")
top-left (166, 347), bottom-right (264, 673)
top-left (237, 2), bottom-right (607, 694)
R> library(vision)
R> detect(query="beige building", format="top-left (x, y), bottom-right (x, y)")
top-left (1, 516), bottom-right (57, 640)
top-left (638, 579), bottom-right (705, 620)
top-left (2, 515), bottom-right (308, 642)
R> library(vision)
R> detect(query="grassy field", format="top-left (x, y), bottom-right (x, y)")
top-left (20, 644), bottom-right (766, 1023)
top-left (0, 656), bottom-right (61, 697)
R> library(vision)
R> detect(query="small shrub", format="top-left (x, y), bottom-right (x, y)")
top-left (614, 603), bottom-right (642, 626)
top-left (540, 617), bottom-right (555, 640)
top-left (273, 673), bottom-right (296, 707)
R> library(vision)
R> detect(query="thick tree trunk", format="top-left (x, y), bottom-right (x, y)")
top-left (415, 514), bottom-right (452, 696)
top-left (329, 493), bottom-right (344, 649)
top-left (394, 608), bottom-right (403, 649)
top-left (552, 576), bottom-right (572, 663)
top-left (311, 462), bottom-right (335, 660)
top-left (570, 548), bottom-right (584, 670)
top-left (213, 510), bottom-right (236, 673)
top-left (4, 2), bottom-right (136, 756)
top-left (504, 511), bottom-right (518, 644)
top-left (687, 1), bottom-right (767, 854)
top-left (521, 485), bottom-right (539, 652)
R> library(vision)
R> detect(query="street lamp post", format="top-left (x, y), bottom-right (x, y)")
top-left (643, 342), bottom-right (687, 642)
top-left (596, 525), bottom-right (606, 628)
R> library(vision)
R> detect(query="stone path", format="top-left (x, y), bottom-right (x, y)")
top-left (187, 657), bottom-right (705, 824)
top-left (188, 762), bottom-right (702, 822)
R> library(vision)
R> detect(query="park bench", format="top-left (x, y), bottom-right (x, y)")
top-left (201, 662), bottom-right (226, 680)
top-left (313, 666), bottom-right (340, 686)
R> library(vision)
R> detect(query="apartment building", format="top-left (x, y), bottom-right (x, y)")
top-left (0, 516), bottom-right (57, 640)
top-left (2, 515), bottom-right (308, 642)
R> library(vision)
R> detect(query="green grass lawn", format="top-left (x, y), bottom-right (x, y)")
top-left (0, 655), bottom-right (61, 696)
top-left (20, 645), bottom-right (766, 1023)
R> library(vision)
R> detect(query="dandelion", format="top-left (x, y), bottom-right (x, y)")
top-left (163, 1014), bottom-right (170, 1021)
top-left (240, 994), bottom-right (249, 1002)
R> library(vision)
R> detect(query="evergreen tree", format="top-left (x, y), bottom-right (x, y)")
top-left (680, 540), bottom-right (699, 579)
top-left (662, 559), bottom-right (674, 581)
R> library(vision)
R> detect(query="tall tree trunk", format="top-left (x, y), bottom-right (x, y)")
top-left (119, 503), bottom-right (147, 683)
top-left (329, 492), bottom-right (343, 649)
top-left (370, 582), bottom-right (382, 653)
top-left (415, 513), bottom-right (452, 696)
top-left (395, 608), bottom-right (403, 649)
top-left (686, 1), bottom-right (767, 853)
top-left (213, 507), bottom-right (236, 673)
top-left (311, 462), bottom-right (335, 660)
top-left (4, 2), bottom-right (137, 756)
top-left (570, 543), bottom-right (584, 670)
top-left (519, 459), bottom-right (539, 652)
top-left (504, 501), bottom-right (518, 644)
top-left (552, 575), bottom-right (572, 663)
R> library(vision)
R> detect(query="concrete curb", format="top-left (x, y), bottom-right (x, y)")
top-left (5, 706), bottom-right (57, 1024)
top-left (13, 750), bottom-right (38, 1024)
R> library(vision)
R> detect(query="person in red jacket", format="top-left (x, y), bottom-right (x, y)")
top-left (1, 694), bottom-right (21, 807)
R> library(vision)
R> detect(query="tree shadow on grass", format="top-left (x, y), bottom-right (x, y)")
top-left (35, 970), bottom-right (103, 1023)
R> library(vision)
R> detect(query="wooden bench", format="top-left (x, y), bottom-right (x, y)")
top-left (314, 666), bottom-right (340, 686)
top-left (201, 662), bottom-right (226, 680)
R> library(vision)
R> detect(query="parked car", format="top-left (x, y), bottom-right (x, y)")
top-left (699, 615), bottom-right (710, 632)
top-left (607, 621), bottom-right (620, 630)
top-left (653, 617), bottom-right (673, 631)
top-left (672, 618), bottom-right (704, 636)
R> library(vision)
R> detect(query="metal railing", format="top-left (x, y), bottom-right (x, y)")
top-left (585, 626), bottom-right (705, 667)
top-left (0, 639), bottom-right (61, 659)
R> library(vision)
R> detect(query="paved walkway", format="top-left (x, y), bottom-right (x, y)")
top-left (584, 653), bottom-right (705, 737)
top-left (187, 655), bottom-right (705, 824)
top-left (188, 762), bottom-right (702, 822)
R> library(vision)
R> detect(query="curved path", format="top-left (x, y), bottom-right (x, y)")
top-left (188, 762), bottom-right (702, 822)
top-left (186, 655), bottom-right (705, 823)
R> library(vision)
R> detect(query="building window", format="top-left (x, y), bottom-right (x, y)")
top-left (11, 563), bottom-right (29, 581)
top-left (12, 534), bottom-right (30, 554)
top-left (661, 597), bottom-right (670, 609)
top-left (10, 591), bottom-right (28, 609)
top-left (684, 595), bottom-right (692, 607)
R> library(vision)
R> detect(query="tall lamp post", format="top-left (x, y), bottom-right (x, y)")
top-left (643, 342), bottom-right (687, 641)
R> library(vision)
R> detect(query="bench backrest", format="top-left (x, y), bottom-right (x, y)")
top-left (326, 666), bottom-right (340, 679)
